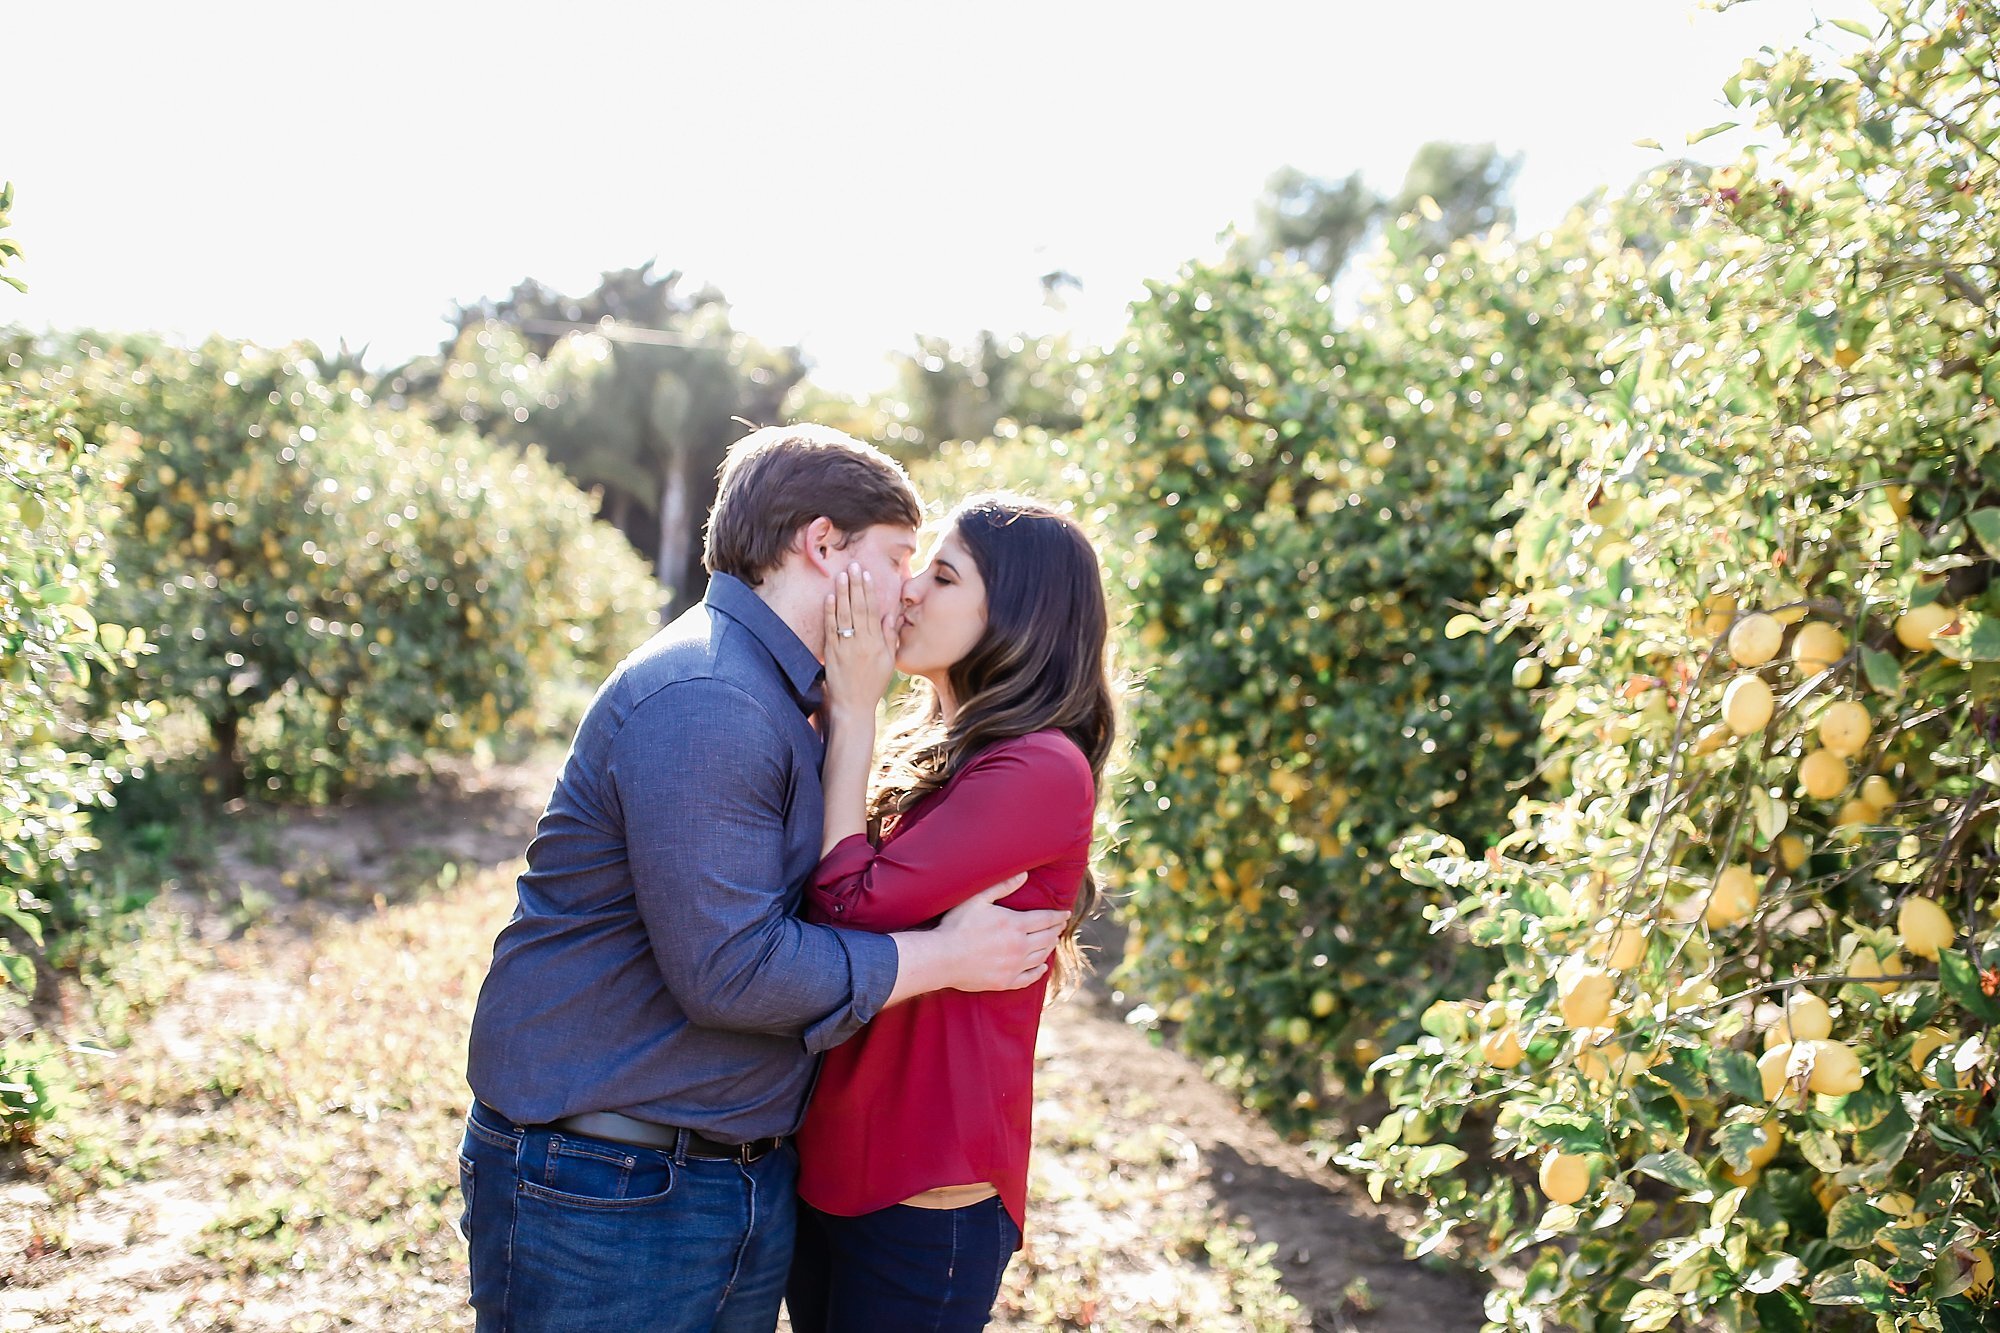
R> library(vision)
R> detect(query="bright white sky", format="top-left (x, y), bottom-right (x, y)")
top-left (6, 0), bottom-right (1870, 392)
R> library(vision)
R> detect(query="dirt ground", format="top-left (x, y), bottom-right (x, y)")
top-left (0, 753), bottom-right (1492, 1332)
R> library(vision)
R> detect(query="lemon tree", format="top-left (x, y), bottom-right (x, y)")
top-left (1101, 195), bottom-right (1666, 1117)
top-left (62, 337), bottom-right (660, 800)
top-left (1341, 6), bottom-right (2000, 1327)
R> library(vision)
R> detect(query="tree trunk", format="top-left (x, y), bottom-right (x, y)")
top-left (657, 455), bottom-right (692, 599)
top-left (207, 711), bottom-right (246, 802)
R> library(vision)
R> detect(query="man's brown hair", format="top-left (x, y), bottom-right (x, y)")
top-left (702, 424), bottom-right (923, 586)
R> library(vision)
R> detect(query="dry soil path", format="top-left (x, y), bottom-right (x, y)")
top-left (0, 753), bottom-right (1489, 1332)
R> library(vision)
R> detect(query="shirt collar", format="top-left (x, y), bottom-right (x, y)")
top-left (703, 572), bottom-right (824, 716)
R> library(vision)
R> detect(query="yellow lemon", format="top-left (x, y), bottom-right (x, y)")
top-left (1875, 1191), bottom-right (1914, 1218)
top-left (1969, 1247), bottom-right (1994, 1299)
top-left (1743, 1123), bottom-right (1784, 1169)
top-left (1704, 865), bottom-right (1760, 929)
top-left (1791, 621), bottom-right (1847, 676)
top-left (1908, 1027), bottom-right (1951, 1075)
top-left (1596, 922), bottom-right (1649, 971)
top-left (1895, 896), bottom-right (1953, 959)
top-left (1799, 748), bottom-right (1850, 800)
top-left (1817, 701), bottom-right (1871, 757)
top-left (1310, 989), bottom-right (1336, 1018)
top-left (1777, 834), bottom-right (1809, 870)
top-left (1691, 724), bottom-right (1729, 756)
top-left (1779, 991), bottom-right (1833, 1042)
top-left (1575, 1039), bottom-right (1633, 1086)
top-left (1695, 592), bottom-right (1738, 638)
top-left (1723, 676), bottom-right (1775, 735)
top-left (1759, 1043), bottom-right (1796, 1100)
top-left (1894, 602), bottom-right (1954, 650)
top-left (1858, 775), bottom-right (1896, 814)
top-left (1479, 1027), bottom-right (1526, 1069)
top-left (1207, 384), bottom-right (1233, 412)
top-left (1834, 799), bottom-right (1875, 833)
top-left (1559, 968), bottom-right (1616, 1029)
top-left (1539, 1152), bottom-right (1591, 1205)
top-left (1848, 948), bottom-right (1905, 995)
top-left (1807, 1040), bottom-right (1864, 1095)
top-left (1728, 613), bottom-right (1784, 666)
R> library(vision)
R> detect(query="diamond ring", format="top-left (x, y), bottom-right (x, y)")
top-left (837, 627), bottom-right (855, 638)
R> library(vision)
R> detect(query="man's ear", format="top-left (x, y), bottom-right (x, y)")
top-left (799, 516), bottom-right (840, 574)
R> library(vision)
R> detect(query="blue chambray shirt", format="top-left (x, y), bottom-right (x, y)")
top-left (465, 573), bottom-right (900, 1142)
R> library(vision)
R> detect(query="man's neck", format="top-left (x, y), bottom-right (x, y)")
top-left (752, 571), bottom-right (827, 663)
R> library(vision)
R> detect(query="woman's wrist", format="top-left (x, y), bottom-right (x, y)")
top-left (825, 699), bottom-right (881, 730)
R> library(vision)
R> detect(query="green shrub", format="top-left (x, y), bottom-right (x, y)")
top-left (0, 187), bottom-right (149, 1141)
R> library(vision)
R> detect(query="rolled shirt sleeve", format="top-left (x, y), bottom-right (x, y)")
top-left (613, 678), bottom-right (898, 1053)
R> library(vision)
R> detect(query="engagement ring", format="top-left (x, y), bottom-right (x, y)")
top-left (837, 627), bottom-right (855, 638)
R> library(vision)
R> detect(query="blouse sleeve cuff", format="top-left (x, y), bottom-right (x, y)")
top-left (813, 833), bottom-right (876, 888)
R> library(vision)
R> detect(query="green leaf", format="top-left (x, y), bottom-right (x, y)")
top-left (1806, 1259), bottom-right (1893, 1310)
top-left (1622, 1289), bottom-right (1680, 1330)
top-left (1711, 1048), bottom-right (1764, 1102)
top-left (1407, 1143), bottom-right (1468, 1178)
top-left (1687, 121), bottom-right (1740, 145)
top-left (1829, 17), bottom-right (1877, 37)
top-left (1751, 786), bottom-right (1787, 842)
top-left (1938, 949), bottom-right (2000, 1023)
top-left (1752, 1289), bottom-right (1812, 1333)
top-left (1717, 1119), bottom-right (1778, 1171)
top-left (1934, 610), bottom-right (2000, 663)
top-left (1860, 646), bottom-right (1902, 695)
top-left (1444, 613), bottom-right (1485, 640)
top-left (1967, 508), bottom-right (2000, 560)
top-left (0, 950), bottom-right (33, 992)
top-left (1797, 1128), bottom-right (1842, 1173)
top-left (1632, 1150), bottom-right (1712, 1200)
top-left (1825, 1195), bottom-right (1889, 1248)
top-left (1742, 1252), bottom-right (1807, 1294)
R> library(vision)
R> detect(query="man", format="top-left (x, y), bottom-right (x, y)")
top-left (460, 424), bottom-right (1068, 1331)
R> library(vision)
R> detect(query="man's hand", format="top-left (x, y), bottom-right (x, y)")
top-left (938, 877), bottom-right (1070, 991)
top-left (883, 874), bottom-right (1069, 1006)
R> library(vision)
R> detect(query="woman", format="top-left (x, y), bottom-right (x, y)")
top-left (785, 494), bottom-right (1116, 1332)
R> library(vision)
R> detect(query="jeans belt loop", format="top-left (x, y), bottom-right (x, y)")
top-left (671, 1126), bottom-right (689, 1167)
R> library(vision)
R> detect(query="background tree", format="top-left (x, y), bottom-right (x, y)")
top-left (878, 331), bottom-right (1093, 462)
top-left (1236, 165), bottom-right (1382, 283)
top-left (1387, 140), bottom-right (1521, 259)
top-left (398, 263), bottom-right (804, 598)
top-left (1234, 140), bottom-right (1520, 282)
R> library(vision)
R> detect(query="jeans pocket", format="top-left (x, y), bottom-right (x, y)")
top-left (455, 1154), bottom-right (475, 1244)
top-left (519, 1135), bottom-right (677, 1211)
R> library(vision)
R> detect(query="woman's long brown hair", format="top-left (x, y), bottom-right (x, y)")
top-left (869, 494), bottom-right (1116, 991)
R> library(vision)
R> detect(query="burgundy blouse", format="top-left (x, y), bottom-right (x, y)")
top-left (794, 729), bottom-right (1094, 1242)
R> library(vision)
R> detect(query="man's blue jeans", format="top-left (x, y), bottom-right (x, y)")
top-left (459, 1101), bottom-right (796, 1332)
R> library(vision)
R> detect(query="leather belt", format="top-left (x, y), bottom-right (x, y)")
top-left (546, 1108), bottom-right (783, 1164)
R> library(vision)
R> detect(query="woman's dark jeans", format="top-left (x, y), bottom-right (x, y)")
top-left (785, 1196), bottom-right (1018, 1333)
